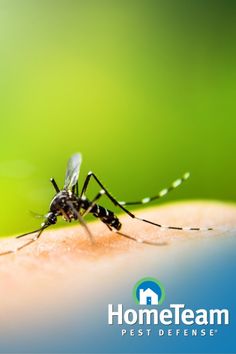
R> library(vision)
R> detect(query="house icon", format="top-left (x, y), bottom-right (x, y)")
top-left (139, 288), bottom-right (159, 305)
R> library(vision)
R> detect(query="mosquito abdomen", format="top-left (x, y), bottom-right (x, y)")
top-left (91, 204), bottom-right (121, 230)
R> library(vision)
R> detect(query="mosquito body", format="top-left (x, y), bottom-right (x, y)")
top-left (48, 189), bottom-right (121, 231)
top-left (0, 153), bottom-right (213, 256)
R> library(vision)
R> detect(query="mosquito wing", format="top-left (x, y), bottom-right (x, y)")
top-left (64, 153), bottom-right (82, 191)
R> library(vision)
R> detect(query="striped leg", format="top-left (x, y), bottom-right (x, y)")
top-left (80, 172), bottom-right (213, 232)
top-left (119, 172), bottom-right (190, 206)
top-left (80, 172), bottom-right (134, 217)
top-left (115, 231), bottom-right (167, 246)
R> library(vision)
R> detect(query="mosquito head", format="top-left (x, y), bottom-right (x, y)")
top-left (45, 212), bottom-right (57, 226)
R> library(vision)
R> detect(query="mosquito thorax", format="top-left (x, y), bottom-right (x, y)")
top-left (50, 190), bottom-right (71, 211)
top-left (49, 190), bottom-right (80, 222)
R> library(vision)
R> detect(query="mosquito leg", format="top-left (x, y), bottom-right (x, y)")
top-left (81, 185), bottom-right (167, 243)
top-left (80, 172), bottom-right (134, 217)
top-left (50, 178), bottom-right (60, 193)
top-left (118, 172), bottom-right (190, 206)
top-left (16, 227), bottom-right (46, 239)
top-left (0, 227), bottom-right (47, 257)
top-left (81, 190), bottom-right (105, 217)
top-left (81, 190), bottom-right (114, 232)
top-left (67, 201), bottom-right (94, 243)
top-left (75, 182), bottom-right (79, 196)
top-left (80, 173), bottom-right (213, 232)
top-left (72, 181), bottom-right (79, 196)
top-left (80, 190), bottom-right (166, 243)
top-left (115, 231), bottom-right (167, 246)
top-left (17, 227), bottom-right (45, 251)
top-left (77, 212), bottom-right (94, 243)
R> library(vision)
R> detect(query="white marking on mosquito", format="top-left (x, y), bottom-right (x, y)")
top-left (142, 197), bottom-right (150, 204)
top-left (88, 171), bottom-right (93, 176)
top-left (81, 195), bottom-right (86, 200)
top-left (119, 201), bottom-right (125, 205)
top-left (172, 179), bottom-right (182, 188)
top-left (183, 172), bottom-right (190, 179)
top-left (100, 189), bottom-right (105, 195)
top-left (97, 206), bottom-right (100, 213)
top-left (159, 188), bottom-right (168, 197)
top-left (105, 209), bottom-right (109, 216)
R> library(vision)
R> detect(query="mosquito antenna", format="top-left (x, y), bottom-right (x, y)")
top-left (29, 210), bottom-right (45, 219)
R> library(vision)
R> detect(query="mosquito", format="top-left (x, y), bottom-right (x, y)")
top-left (0, 153), bottom-right (213, 256)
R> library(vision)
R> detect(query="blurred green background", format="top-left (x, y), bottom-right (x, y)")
top-left (0, 0), bottom-right (235, 237)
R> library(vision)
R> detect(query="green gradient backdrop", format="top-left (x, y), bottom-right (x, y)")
top-left (0, 0), bottom-right (235, 236)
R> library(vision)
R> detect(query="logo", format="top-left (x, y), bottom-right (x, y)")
top-left (133, 277), bottom-right (165, 305)
top-left (107, 277), bottom-right (230, 338)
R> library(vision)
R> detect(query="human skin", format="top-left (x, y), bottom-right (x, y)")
top-left (0, 200), bottom-right (235, 322)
